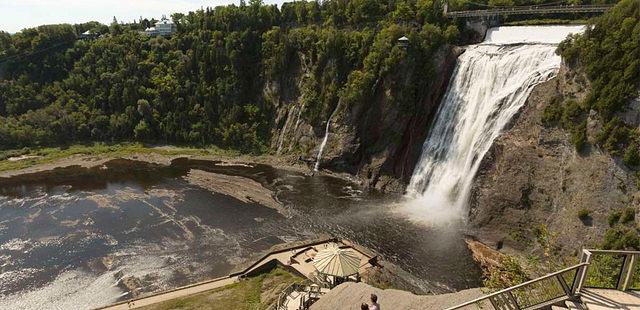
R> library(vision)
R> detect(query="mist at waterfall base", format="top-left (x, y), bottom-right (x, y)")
top-left (400, 25), bottom-right (584, 226)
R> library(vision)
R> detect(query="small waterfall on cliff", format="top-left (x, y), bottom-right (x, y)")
top-left (314, 103), bottom-right (340, 171)
top-left (403, 26), bottom-right (583, 224)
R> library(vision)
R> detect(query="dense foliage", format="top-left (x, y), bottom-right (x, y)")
top-left (0, 0), bottom-right (458, 153)
top-left (547, 0), bottom-right (639, 158)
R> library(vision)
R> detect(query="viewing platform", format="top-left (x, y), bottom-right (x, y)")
top-left (95, 238), bottom-right (376, 310)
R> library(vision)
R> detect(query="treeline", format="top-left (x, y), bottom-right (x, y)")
top-left (549, 0), bottom-right (639, 165)
top-left (0, 0), bottom-right (456, 153)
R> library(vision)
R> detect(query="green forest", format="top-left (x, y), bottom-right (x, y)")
top-left (553, 0), bottom-right (639, 162)
top-left (0, 0), bottom-right (459, 153)
top-left (0, 0), bottom-right (635, 155)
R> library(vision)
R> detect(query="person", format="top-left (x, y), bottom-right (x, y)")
top-left (360, 303), bottom-right (369, 310)
top-left (369, 294), bottom-right (380, 310)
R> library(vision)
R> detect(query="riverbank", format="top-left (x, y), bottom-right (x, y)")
top-left (0, 143), bottom-right (311, 177)
top-left (0, 144), bottom-right (485, 307)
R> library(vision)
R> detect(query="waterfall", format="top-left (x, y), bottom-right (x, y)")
top-left (403, 25), bottom-right (584, 224)
top-left (314, 103), bottom-right (340, 171)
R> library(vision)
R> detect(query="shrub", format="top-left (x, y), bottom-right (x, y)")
top-left (571, 121), bottom-right (587, 151)
top-left (623, 143), bottom-right (640, 166)
top-left (541, 103), bottom-right (563, 125)
top-left (621, 207), bottom-right (636, 224)
top-left (578, 208), bottom-right (591, 221)
top-left (603, 226), bottom-right (640, 250)
top-left (561, 100), bottom-right (584, 127)
top-left (483, 255), bottom-right (528, 290)
top-left (608, 211), bottom-right (622, 227)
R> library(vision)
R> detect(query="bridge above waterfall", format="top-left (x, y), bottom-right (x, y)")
top-left (445, 3), bottom-right (614, 19)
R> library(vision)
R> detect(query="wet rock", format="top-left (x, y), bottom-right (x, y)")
top-left (115, 273), bottom-right (143, 298)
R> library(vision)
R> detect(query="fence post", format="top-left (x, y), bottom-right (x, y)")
top-left (573, 250), bottom-right (591, 295)
top-left (618, 253), bottom-right (637, 291)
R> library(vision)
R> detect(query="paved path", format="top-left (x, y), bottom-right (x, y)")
top-left (99, 276), bottom-right (238, 310)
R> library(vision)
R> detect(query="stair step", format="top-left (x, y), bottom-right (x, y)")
top-left (564, 300), bottom-right (586, 310)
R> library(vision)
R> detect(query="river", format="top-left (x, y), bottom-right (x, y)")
top-left (0, 158), bottom-right (481, 309)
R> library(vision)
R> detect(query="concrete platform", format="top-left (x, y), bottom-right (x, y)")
top-left (580, 289), bottom-right (640, 310)
top-left (97, 238), bottom-right (373, 310)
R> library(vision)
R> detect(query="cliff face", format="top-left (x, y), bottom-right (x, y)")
top-left (267, 45), bottom-right (461, 192)
top-left (469, 65), bottom-right (638, 255)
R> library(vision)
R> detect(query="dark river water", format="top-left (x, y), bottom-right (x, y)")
top-left (0, 158), bottom-right (482, 309)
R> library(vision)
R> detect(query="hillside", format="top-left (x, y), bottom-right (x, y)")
top-left (0, 1), bottom-right (464, 191)
top-left (470, 0), bottom-right (639, 275)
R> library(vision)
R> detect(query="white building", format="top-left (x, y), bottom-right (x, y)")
top-left (145, 16), bottom-right (176, 37)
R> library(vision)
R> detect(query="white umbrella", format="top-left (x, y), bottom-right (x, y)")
top-left (313, 246), bottom-right (361, 277)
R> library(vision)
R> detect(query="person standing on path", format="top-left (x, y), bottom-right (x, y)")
top-left (369, 294), bottom-right (380, 310)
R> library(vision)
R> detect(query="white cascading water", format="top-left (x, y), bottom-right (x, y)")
top-left (402, 26), bottom-right (584, 224)
top-left (314, 103), bottom-right (340, 171)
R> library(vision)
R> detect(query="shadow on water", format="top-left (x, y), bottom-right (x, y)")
top-left (0, 158), bottom-right (482, 308)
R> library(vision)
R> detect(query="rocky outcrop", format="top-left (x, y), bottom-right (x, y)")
top-left (326, 46), bottom-right (461, 192)
top-left (267, 52), bottom-right (317, 156)
top-left (469, 65), bottom-right (638, 256)
top-left (333, 46), bottom-right (462, 192)
top-left (266, 45), bottom-right (460, 192)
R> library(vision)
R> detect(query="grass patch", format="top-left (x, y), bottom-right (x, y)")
top-left (142, 267), bottom-right (302, 310)
top-left (0, 143), bottom-right (241, 173)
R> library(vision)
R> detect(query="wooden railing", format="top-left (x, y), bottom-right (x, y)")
top-left (446, 249), bottom-right (640, 310)
top-left (447, 4), bottom-right (613, 18)
top-left (581, 249), bottom-right (640, 291)
top-left (446, 263), bottom-right (587, 310)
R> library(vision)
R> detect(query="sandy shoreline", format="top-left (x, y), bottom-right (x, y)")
top-left (0, 149), bottom-right (310, 179)
top-left (183, 169), bottom-right (284, 213)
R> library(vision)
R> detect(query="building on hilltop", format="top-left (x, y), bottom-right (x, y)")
top-left (80, 30), bottom-right (97, 40)
top-left (144, 16), bottom-right (176, 37)
top-left (397, 36), bottom-right (409, 48)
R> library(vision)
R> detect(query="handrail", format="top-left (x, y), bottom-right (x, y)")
top-left (585, 249), bottom-right (640, 255)
top-left (447, 249), bottom-right (640, 310)
top-left (446, 4), bottom-right (613, 18)
top-left (445, 263), bottom-right (588, 310)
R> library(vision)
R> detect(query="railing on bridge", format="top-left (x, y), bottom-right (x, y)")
top-left (446, 249), bottom-right (640, 310)
top-left (446, 4), bottom-right (613, 18)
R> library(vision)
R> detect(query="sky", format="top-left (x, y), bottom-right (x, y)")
top-left (0, 0), bottom-right (287, 33)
